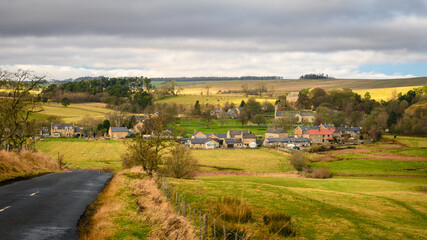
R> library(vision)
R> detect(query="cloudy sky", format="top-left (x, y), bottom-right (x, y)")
top-left (1, 0), bottom-right (427, 80)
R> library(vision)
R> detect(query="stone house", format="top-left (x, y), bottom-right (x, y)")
top-left (109, 127), bottom-right (129, 139)
top-left (51, 123), bottom-right (75, 138)
top-left (192, 130), bottom-right (207, 138)
top-left (263, 137), bottom-right (311, 148)
top-left (189, 138), bottom-right (220, 149)
top-left (286, 91), bottom-right (300, 103)
top-left (265, 128), bottom-right (288, 139)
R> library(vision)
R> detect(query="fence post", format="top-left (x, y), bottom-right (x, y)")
top-left (203, 214), bottom-right (207, 239)
top-left (235, 231), bottom-right (238, 240)
top-left (199, 212), bottom-right (203, 240)
top-left (213, 218), bottom-right (216, 239)
top-left (223, 225), bottom-right (226, 240)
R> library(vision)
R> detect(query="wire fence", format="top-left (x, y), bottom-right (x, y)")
top-left (159, 177), bottom-right (246, 240)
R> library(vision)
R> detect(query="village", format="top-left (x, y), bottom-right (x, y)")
top-left (44, 106), bottom-right (362, 151)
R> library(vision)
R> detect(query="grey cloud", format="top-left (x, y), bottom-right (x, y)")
top-left (0, 0), bottom-right (426, 52)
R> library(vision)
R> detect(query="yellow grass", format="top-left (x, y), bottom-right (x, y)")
top-left (80, 169), bottom-right (197, 240)
top-left (179, 77), bottom-right (427, 95)
top-left (0, 150), bottom-right (61, 182)
top-left (0, 89), bottom-right (41, 94)
top-left (155, 94), bottom-right (275, 107)
top-left (130, 169), bottom-right (197, 239)
top-left (353, 86), bottom-right (424, 101)
top-left (40, 102), bottom-right (117, 122)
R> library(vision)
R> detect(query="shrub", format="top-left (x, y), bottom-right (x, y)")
top-left (263, 212), bottom-right (295, 237)
top-left (290, 151), bottom-right (307, 171)
top-left (214, 196), bottom-right (252, 223)
top-left (309, 144), bottom-right (327, 152)
top-left (311, 167), bottom-right (332, 179)
top-left (162, 144), bottom-right (199, 179)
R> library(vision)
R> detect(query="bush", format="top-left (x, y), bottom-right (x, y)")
top-left (290, 151), bottom-right (307, 171)
top-left (213, 196), bottom-right (252, 223)
top-left (309, 144), bottom-right (327, 152)
top-left (162, 144), bottom-right (199, 179)
top-left (263, 212), bottom-right (295, 237)
top-left (311, 167), bottom-right (332, 179)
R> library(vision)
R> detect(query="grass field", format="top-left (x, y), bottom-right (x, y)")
top-left (168, 175), bottom-right (427, 239)
top-left (33, 136), bottom-right (427, 239)
top-left (35, 138), bottom-right (127, 169)
top-left (39, 102), bottom-right (117, 122)
top-left (353, 86), bottom-right (423, 101)
top-left (193, 149), bottom-right (291, 173)
top-left (178, 77), bottom-right (427, 95)
top-left (155, 94), bottom-right (275, 107)
top-left (177, 118), bottom-right (272, 135)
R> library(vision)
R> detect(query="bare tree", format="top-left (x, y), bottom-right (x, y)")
top-left (205, 84), bottom-right (211, 96)
top-left (123, 115), bottom-right (174, 176)
top-left (0, 69), bottom-right (45, 151)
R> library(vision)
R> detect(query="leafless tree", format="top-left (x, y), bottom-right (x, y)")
top-left (0, 69), bottom-right (45, 151)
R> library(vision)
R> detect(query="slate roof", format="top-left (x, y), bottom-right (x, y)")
top-left (266, 128), bottom-right (287, 134)
top-left (190, 138), bottom-right (210, 144)
top-left (110, 127), bottom-right (128, 132)
top-left (299, 112), bottom-right (314, 116)
top-left (228, 130), bottom-right (250, 137)
top-left (206, 133), bottom-right (227, 139)
top-left (337, 127), bottom-right (360, 132)
top-left (225, 138), bottom-right (242, 144)
top-left (52, 123), bottom-right (73, 129)
top-left (242, 133), bottom-right (256, 139)
top-left (190, 138), bottom-right (219, 144)
top-left (265, 138), bottom-right (311, 143)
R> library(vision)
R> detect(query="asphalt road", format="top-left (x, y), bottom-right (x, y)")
top-left (0, 171), bottom-right (114, 240)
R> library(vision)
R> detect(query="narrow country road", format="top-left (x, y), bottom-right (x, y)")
top-left (0, 171), bottom-right (114, 240)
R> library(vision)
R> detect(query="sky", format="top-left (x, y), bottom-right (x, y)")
top-left (1, 0), bottom-right (427, 80)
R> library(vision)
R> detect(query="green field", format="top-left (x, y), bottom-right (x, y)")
top-left (34, 136), bottom-right (427, 239)
top-left (168, 175), bottom-right (427, 239)
top-left (35, 138), bottom-right (127, 169)
top-left (177, 118), bottom-right (272, 135)
top-left (193, 149), bottom-right (291, 173)
top-left (39, 102), bottom-right (117, 123)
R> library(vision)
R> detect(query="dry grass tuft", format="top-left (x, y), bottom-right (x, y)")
top-left (79, 172), bottom-right (124, 240)
top-left (0, 150), bottom-right (61, 182)
top-left (130, 174), bottom-right (197, 240)
top-left (213, 196), bottom-right (253, 224)
top-left (311, 167), bottom-right (332, 179)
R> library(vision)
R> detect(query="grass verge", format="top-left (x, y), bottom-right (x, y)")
top-left (0, 150), bottom-right (62, 183)
top-left (79, 168), bottom-right (197, 240)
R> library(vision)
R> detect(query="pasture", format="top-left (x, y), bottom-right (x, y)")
top-left (353, 86), bottom-right (423, 101)
top-left (168, 175), bottom-right (427, 239)
top-left (39, 102), bottom-right (116, 122)
top-left (193, 149), bottom-right (291, 173)
top-left (154, 94), bottom-right (275, 107)
top-left (178, 77), bottom-right (427, 95)
top-left (177, 118), bottom-right (272, 135)
top-left (35, 138), bottom-right (127, 169)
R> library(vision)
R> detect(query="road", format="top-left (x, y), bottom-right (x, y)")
top-left (0, 171), bottom-right (114, 240)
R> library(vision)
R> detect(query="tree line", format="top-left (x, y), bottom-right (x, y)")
top-left (292, 86), bottom-right (426, 138)
top-left (300, 73), bottom-right (334, 79)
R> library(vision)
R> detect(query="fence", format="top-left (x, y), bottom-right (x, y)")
top-left (159, 177), bottom-right (245, 240)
